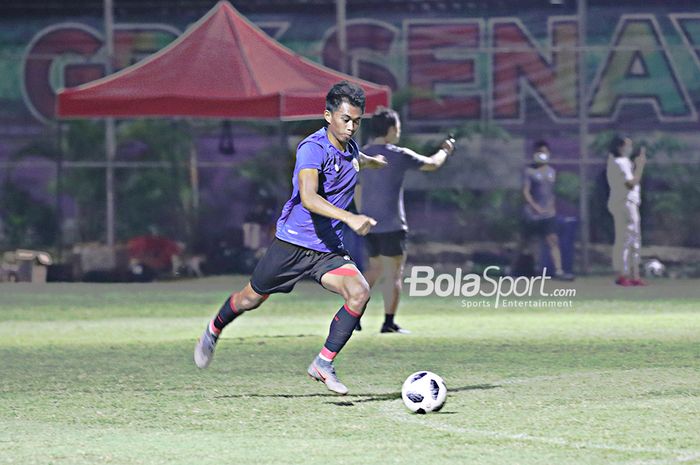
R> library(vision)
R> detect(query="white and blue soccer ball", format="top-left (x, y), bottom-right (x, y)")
top-left (401, 371), bottom-right (447, 414)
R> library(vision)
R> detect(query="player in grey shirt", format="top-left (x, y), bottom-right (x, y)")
top-left (357, 107), bottom-right (455, 333)
top-left (520, 140), bottom-right (573, 280)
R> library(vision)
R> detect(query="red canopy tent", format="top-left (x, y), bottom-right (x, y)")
top-left (55, 1), bottom-right (390, 248)
top-left (56, 1), bottom-right (390, 119)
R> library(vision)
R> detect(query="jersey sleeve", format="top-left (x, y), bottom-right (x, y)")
top-left (398, 146), bottom-right (432, 170)
top-left (295, 142), bottom-right (326, 171)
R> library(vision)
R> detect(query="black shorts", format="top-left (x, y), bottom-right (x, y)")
top-left (365, 231), bottom-right (407, 257)
top-left (249, 238), bottom-right (356, 294)
top-left (522, 217), bottom-right (557, 238)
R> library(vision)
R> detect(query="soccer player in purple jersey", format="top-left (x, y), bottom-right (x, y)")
top-left (357, 107), bottom-right (455, 334)
top-left (194, 81), bottom-right (386, 395)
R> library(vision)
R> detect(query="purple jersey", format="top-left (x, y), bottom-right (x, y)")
top-left (275, 127), bottom-right (360, 252)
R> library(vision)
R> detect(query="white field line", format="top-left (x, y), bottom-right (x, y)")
top-left (379, 370), bottom-right (700, 463)
top-left (381, 402), bottom-right (698, 461)
top-left (491, 369), bottom-right (695, 388)
top-left (615, 452), bottom-right (700, 465)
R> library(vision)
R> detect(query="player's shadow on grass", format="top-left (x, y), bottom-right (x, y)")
top-left (214, 383), bottom-right (499, 404)
top-left (327, 383), bottom-right (500, 407)
top-left (229, 334), bottom-right (318, 341)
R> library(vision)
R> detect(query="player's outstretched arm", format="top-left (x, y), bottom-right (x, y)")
top-left (298, 169), bottom-right (377, 236)
top-left (358, 151), bottom-right (388, 169)
top-left (417, 137), bottom-right (455, 172)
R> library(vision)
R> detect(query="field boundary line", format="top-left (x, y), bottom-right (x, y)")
top-left (380, 402), bottom-right (699, 462)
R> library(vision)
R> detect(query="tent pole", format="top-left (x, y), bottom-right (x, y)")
top-left (105, 121), bottom-right (116, 247)
top-left (189, 121), bottom-right (200, 234)
top-left (56, 123), bottom-right (65, 261)
top-left (577, 0), bottom-right (590, 274)
top-left (104, 0), bottom-right (116, 247)
top-left (336, 0), bottom-right (347, 74)
top-left (279, 121), bottom-right (289, 208)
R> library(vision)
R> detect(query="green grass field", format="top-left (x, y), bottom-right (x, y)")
top-left (1, 276), bottom-right (699, 465)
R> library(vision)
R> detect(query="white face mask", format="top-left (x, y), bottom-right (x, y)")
top-left (533, 152), bottom-right (549, 164)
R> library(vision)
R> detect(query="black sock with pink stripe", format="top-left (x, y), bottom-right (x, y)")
top-left (319, 304), bottom-right (362, 361)
top-left (209, 294), bottom-right (241, 338)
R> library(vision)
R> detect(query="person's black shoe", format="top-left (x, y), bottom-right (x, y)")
top-left (380, 322), bottom-right (410, 334)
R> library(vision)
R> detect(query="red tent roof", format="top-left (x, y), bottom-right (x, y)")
top-left (56, 1), bottom-right (390, 120)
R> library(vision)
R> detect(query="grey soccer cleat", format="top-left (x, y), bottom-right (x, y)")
top-left (307, 356), bottom-right (349, 395)
top-left (194, 326), bottom-right (218, 369)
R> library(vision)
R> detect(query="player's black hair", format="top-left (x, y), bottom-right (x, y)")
top-left (609, 134), bottom-right (627, 157)
top-left (370, 107), bottom-right (400, 138)
top-left (326, 81), bottom-right (366, 113)
top-left (533, 139), bottom-right (549, 152)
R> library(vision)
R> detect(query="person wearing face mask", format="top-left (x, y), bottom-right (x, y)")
top-left (518, 140), bottom-right (573, 281)
top-left (606, 135), bottom-right (647, 286)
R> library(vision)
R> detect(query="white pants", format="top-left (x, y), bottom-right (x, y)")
top-left (609, 201), bottom-right (641, 276)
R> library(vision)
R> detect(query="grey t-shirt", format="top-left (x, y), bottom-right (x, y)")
top-left (359, 144), bottom-right (426, 233)
top-left (523, 165), bottom-right (556, 220)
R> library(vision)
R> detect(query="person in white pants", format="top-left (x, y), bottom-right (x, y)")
top-left (606, 135), bottom-right (647, 286)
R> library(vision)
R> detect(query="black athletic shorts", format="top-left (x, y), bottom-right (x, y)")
top-left (365, 230), bottom-right (407, 257)
top-left (522, 217), bottom-right (557, 238)
top-left (249, 238), bottom-right (356, 295)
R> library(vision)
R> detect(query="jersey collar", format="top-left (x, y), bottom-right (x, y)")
top-left (322, 127), bottom-right (357, 160)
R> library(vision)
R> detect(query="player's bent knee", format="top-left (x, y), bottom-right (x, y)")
top-left (345, 297), bottom-right (369, 315)
top-left (238, 293), bottom-right (269, 312)
top-left (346, 281), bottom-right (370, 311)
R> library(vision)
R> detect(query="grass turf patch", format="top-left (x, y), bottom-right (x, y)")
top-left (1, 277), bottom-right (699, 465)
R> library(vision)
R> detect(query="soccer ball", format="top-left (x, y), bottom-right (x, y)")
top-left (401, 371), bottom-right (447, 414)
top-left (644, 259), bottom-right (665, 278)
